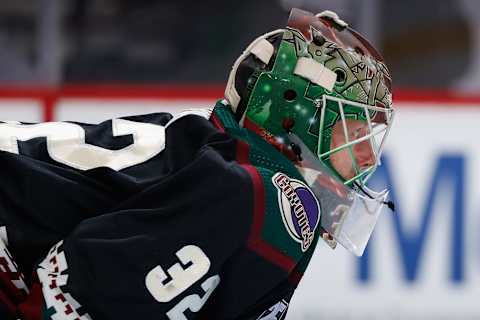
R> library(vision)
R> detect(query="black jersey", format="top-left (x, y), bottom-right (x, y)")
top-left (0, 101), bottom-right (322, 320)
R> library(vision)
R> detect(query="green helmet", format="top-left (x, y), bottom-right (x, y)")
top-left (225, 8), bottom-right (394, 187)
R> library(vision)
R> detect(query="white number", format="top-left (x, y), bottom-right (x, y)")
top-left (145, 245), bottom-right (211, 303)
top-left (0, 119), bottom-right (165, 170)
top-left (166, 275), bottom-right (220, 320)
top-left (257, 300), bottom-right (289, 320)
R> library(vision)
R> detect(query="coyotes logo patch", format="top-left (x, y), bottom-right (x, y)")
top-left (272, 172), bottom-right (320, 252)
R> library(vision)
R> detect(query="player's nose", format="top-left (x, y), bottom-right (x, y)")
top-left (353, 140), bottom-right (375, 169)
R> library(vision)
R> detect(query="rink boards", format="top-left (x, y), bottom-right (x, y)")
top-left (0, 87), bottom-right (479, 319)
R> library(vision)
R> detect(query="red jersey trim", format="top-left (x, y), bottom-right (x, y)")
top-left (288, 269), bottom-right (304, 285)
top-left (209, 113), bottom-right (226, 133)
top-left (236, 140), bottom-right (250, 165)
top-left (17, 282), bottom-right (43, 320)
top-left (237, 141), bottom-right (296, 272)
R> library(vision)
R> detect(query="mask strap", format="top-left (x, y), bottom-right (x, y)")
top-left (354, 182), bottom-right (395, 212)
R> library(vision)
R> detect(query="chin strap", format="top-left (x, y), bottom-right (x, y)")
top-left (354, 182), bottom-right (395, 212)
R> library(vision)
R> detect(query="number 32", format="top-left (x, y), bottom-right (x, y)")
top-left (145, 245), bottom-right (220, 320)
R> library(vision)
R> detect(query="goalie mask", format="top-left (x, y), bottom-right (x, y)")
top-left (225, 8), bottom-right (395, 256)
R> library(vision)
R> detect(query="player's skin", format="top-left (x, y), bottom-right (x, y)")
top-left (329, 119), bottom-right (375, 180)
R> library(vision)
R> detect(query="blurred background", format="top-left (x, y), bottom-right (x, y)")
top-left (0, 0), bottom-right (478, 88)
top-left (1, 0), bottom-right (480, 319)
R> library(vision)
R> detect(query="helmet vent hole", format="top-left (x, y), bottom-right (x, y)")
top-left (284, 89), bottom-right (297, 101)
top-left (313, 34), bottom-right (325, 46)
top-left (334, 69), bottom-right (346, 85)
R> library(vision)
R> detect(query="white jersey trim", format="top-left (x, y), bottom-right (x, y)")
top-left (165, 107), bottom-right (214, 129)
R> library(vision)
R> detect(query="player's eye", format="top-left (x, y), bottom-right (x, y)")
top-left (352, 127), bottom-right (363, 139)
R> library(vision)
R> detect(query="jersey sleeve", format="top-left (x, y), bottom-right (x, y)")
top-left (34, 147), bottom-right (256, 320)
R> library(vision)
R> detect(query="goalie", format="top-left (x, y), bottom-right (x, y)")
top-left (0, 8), bottom-right (394, 320)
